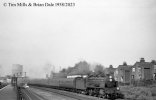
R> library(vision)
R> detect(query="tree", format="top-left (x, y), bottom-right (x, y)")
top-left (59, 68), bottom-right (66, 73)
top-left (94, 64), bottom-right (105, 77)
top-left (58, 61), bottom-right (92, 76)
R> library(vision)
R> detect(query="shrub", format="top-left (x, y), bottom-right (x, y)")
top-left (120, 86), bottom-right (153, 100)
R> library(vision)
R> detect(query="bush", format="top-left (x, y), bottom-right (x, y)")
top-left (120, 86), bottom-right (153, 100)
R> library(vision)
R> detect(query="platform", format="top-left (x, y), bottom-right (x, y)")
top-left (0, 85), bottom-right (17, 100)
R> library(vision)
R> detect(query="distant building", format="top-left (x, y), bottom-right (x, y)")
top-left (151, 60), bottom-right (156, 80)
top-left (105, 65), bottom-right (116, 77)
top-left (0, 77), bottom-right (6, 83)
top-left (51, 72), bottom-right (67, 78)
top-left (12, 64), bottom-right (23, 77)
top-left (50, 71), bottom-right (54, 78)
top-left (46, 74), bottom-right (49, 79)
top-left (67, 75), bottom-right (87, 78)
top-left (132, 58), bottom-right (154, 80)
top-left (0, 76), bottom-right (11, 83)
top-left (115, 62), bottom-right (132, 84)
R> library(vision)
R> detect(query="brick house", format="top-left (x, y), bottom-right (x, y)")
top-left (105, 65), bottom-right (116, 78)
top-left (132, 58), bottom-right (154, 80)
top-left (115, 62), bottom-right (132, 84)
top-left (151, 60), bottom-right (156, 80)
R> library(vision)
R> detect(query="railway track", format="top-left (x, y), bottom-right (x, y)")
top-left (30, 85), bottom-right (109, 100)
top-left (18, 87), bottom-right (79, 100)
top-left (17, 87), bottom-right (46, 100)
top-left (19, 85), bottom-right (124, 100)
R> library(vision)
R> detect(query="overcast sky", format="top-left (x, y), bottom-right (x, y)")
top-left (0, 0), bottom-right (156, 78)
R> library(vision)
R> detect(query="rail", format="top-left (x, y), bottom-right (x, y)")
top-left (30, 85), bottom-right (105, 100)
top-left (16, 87), bottom-right (23, 100)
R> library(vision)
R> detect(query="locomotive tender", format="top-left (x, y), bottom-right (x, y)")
top-left (29, 75), bottom-right (124, 99)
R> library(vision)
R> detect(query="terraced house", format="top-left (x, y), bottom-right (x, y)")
top-left (114, 58), bottom-right (156, 85)
top-left (132, 58), bottom-right (154, 80)
top-left (114, 62), bottom-right (132, 84)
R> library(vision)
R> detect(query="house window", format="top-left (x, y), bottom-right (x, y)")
top-left (132, 75), bottom-right (134, 79)
top-left (153, 73), bottom-right (156, 80)
top-left (154, 65), bottom-right (156, 69)
top-left (132, 68), bottom-right (135, 72)
top-left (115, 70), bottom-right (118, 74)
top-left (121, 76), bottom-right (123, 82)
top-left (138, 67), bottom-right (141, 73)
top-left (139, 74), bottom-right (141, 79)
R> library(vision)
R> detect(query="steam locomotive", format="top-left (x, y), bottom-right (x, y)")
top-left (28, 75), bottom-right (124, 99)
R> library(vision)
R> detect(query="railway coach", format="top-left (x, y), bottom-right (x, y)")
top-left (29, 77), bottom-right (86, 92)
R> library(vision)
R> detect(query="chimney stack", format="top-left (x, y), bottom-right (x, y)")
top-left (140, 58), bottom-right (145, 62)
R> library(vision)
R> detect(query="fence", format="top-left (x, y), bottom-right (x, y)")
top-left (16, 86), bottom-right (25, 100)
top-left (118, 80), bottom-right (156, 87)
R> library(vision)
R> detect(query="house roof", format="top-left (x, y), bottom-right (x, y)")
top-left (118, 65), bottom-right (132, 70)
top-left (134, 61), bottom-right (153, 68)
